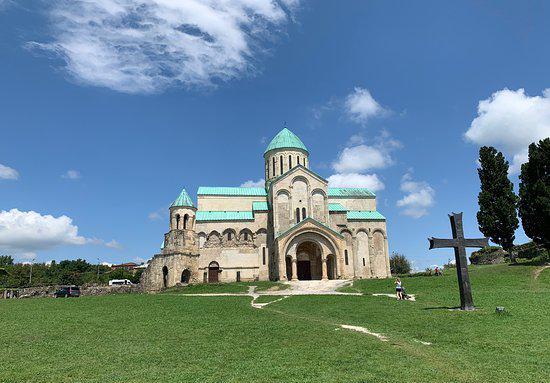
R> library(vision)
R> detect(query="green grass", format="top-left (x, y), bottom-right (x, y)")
top-left (163, 280), bottom-right (288, 294)
top-left (1, 264), bottom-right (549, 382)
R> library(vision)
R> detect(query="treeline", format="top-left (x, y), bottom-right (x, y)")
top-left (0, 256), bottom-right (143, 288)
top-left (477, 138), bottom-right (549, 261)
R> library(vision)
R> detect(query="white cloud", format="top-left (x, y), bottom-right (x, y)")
top-left (61, 170), bottom-right (81, 179)
top-left (327, 173), bottom-right (385, 192)
top-left (0, 209), bottom-right (89, 254)
top-left (332, 132), bottom-right (401, 173)
top-left (148, 208), bottom-right (166, 221)
top-left (465, 88), bottom-right (550, 174)
top-left (105, 239), bottom-right (122, 249)
top-left (345, 87), bottom-right (387, 123)
top-left (31, 0), bottom-right (299, 94)
top-left (240, 179), bottom-right (265, 188)
top-left (0, 209), bottom-right (117, 256)
top-left (0, 163), bottom-right (19, 180)
top-left (332, 145), bottom-right (393, 173)
top-left (396, 173), bottom-right (435, 218)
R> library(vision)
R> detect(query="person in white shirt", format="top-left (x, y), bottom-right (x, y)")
top-left (395, 278), bottom-right (403, 300)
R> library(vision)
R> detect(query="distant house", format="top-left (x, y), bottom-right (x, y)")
top-left (111, 262), bottom-right (139, 271)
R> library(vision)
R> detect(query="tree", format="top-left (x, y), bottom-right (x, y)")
top-left (390, 252), bottom-right (411, 275)
top-left (518, 138), bottom-right (550, 250)
top-left (0, 255), bottom-right (14, 267)
top-left (476, 146), bottom-right (519, 250)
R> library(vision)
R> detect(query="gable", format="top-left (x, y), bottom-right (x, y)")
top-left (269, 165), bottom-right (327, 192)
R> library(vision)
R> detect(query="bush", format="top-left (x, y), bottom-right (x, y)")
top-left (470, 246), bottom-right (507, 265)
top-left (511, 242), bottom-right (549, 263)
top-left (390, 252), bottom-right (411, 275)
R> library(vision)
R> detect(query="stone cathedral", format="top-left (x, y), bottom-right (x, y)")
top-left (141, 128), bottom-right (390, 290)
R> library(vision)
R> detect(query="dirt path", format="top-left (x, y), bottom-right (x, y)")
top-left (533, 265), bottom-right (550, 280)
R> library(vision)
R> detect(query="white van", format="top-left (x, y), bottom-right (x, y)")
top-left (108, 279), bottom-right (133, 286)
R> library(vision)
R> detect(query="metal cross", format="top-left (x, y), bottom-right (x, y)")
top-left (428, 212), bottom-right (489, 310)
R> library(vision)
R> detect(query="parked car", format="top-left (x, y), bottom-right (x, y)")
top-left (108, 279), bottom-right (133, 286)
top-left (54, 286), bottom-right (81, 298)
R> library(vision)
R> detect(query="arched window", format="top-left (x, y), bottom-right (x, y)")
top-left (175, 214), bottom-right (180, 230)
top-left (162, 266), bottom-right (168, 288)
top-left (183, 214), bottom-right (189, 230)
top-left (280, 155), bottom-right (283, 174)
top-left (345, 250), bottom-right (349, 265)
top-left (289, 155), bottom-right (292, 168)
top-left (297, 156), bottom-right (300, 166)
top-left (272, 157), bottom-right (276, 177)
top-left (296, 207), bottom-right (300, 223)
top-left (228, 232), bottom-right (232, 241)
top-left (244, 232), bottom-right (248, 241)
top-left (302, 207), bottom-right (307, 219)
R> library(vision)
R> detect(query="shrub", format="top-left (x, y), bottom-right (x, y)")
top-left (470, 246), bottom-right (507, 265)
top-left (390, 252), bottom-right (411, 275)
top-left (511, 242), bottom-right (549, 263)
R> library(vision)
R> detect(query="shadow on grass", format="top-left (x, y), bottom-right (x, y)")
top-left (422, 306), bottom-right (462, 311)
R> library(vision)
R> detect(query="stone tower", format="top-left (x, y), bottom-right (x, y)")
top-left (141, 188), bottom-right (200, 290)
top-left (163, 188), bottom-right (198, 254)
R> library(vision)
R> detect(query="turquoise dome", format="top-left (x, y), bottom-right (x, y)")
top-left (264, 128), bottom-right (308, 155)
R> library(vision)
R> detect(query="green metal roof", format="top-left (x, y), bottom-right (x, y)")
top-left (252, 201), bottom-right (269, 211)
top-left (197, 187), bottom-right (267, 197)
top-left (264, 128), bottom-right (308, 154)
top-left (196, 211), bottom-right (254, 222)
top-left (346, 210), bottom-right (386, 221)
top-left (328, 188), bottom-right (375, 198)
top-left (171, 188), bottom-right (195, 207)
top-left (328, 203), bottom-right (347, 212)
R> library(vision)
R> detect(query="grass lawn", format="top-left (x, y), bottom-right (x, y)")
top-left (1, 264), bottom-right (549, 383)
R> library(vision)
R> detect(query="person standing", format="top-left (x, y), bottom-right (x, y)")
top-left (395, 278), bottom-right (403, 300)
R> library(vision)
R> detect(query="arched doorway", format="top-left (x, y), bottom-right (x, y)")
top-left (296, 241), bottom-right (322, 280)
top-left (208, 261), bottom-right (219, 283)
top-left (181, 269), bottom-right (191, 284)
top-left (162, 266), bottom-right (168, 288)
top-left (327, 254), bottom-right (335, 280)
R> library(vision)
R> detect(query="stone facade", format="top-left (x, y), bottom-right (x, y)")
top-left (141, 128), bottom-right (391, 290)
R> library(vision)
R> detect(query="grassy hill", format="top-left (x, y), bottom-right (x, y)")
top-left (1, 264), bottom-right (549, 383)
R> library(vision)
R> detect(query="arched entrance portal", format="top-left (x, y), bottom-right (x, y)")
top-left (162, 266), bottom-right (168, 288)
top-left (296, 241), bottom-right (322, 280)
top-left (208, 262), bottom-right (219, 283)
top-left (181, 269), bottom-right (191, 284)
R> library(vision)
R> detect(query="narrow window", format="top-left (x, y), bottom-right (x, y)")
top-left (272, 157), bottom-right (276, 177)
top-left (262, 247), bottom-right (266, 265)
top-left (280, 155), bottom-right (283, 174)
top-left (244, 232), bottom-right (248, 241)
top-left (289, 155), bottom-right (292, 168)
top-left (297, 156), bottom-right (300, 166)
top-left (302, 207), bottom-right (307, 219)
top-left (183, 214), bottom-right (189, 230)
top-left (175, 214), bottom-right (180, 230)
top-left (345, 250), bottom-right (349, 265)
top-left (236, 271), bottom-right (241, 282)
top-left (228, 232), bottom-right (232, 241)
top-left (296, 208), bottom-right (300, 223)
top-left (362, 258), bottom-right (366, 266)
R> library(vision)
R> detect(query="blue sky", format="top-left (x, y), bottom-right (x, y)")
top-left (1, 1), bottom-right (549, 269)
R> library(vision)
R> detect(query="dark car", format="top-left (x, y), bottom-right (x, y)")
top-left (54, 286), bottom-right (81, 298)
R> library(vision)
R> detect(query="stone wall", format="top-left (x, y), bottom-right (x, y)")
top-left (140, 252), bottom-right (200, 291)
